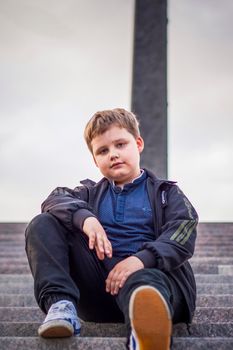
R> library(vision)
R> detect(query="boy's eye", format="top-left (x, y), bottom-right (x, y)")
top-left (99, 148), bottom-right (108, 155)
top-left (116, 142), bottom-right (125, 148)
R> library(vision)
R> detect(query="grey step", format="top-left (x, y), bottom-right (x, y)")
top-left (195, 239), bottom-right (233, 244)
top-left (218, 265), bottom-right (233, 275)
top-left (0, 252), bottom-right (27, 257)
top-left (0, 234), bottom-right (25, 240)
top-left (7, 256), bottom-right (232, 264)
top-left (0, 243), bottom-right (25, 249)
top-left (194, 252), bottom-right (233, 257)
top-left (173, 337), bottom-right (233, 350)
top-left (1, 306), bottom-right (232, 323)
top-left (1, 321), bottom-right (233, 338)
top-left (0, 223), bottom-right (232, 235)
top-left (2, 235), bottom-right (228, 242)
top-left (1, 336), bottom-right (233, 350)
top-left (196, 235), bottom-right (233, 240)
top-left (197, 223), bottom-right (233, 234)
top-left (197, 283), bottom-right (233, 294)
top-left (0, 294), bottom-right (37, 307)
top-left (2, 274), bottom-right (233, 285)
top-left (191, 258), bottom-right (233, 264)
top-left (0, 258), bottom-right (28, 263)
top-left (0, 264), bottom-right (231, 275)
top-left (0, 222), bottom-right (232, 235)
top-left (0, 337), bottom-right (126, 350)
top-left (2, 283), bottom-right (233, 294)
top-left (0, 321), bottom-right (126, 338)
top-left (195, 275), bottom-right (233, 283)
top-left (1, 293), bottom-right (232, 308)
top-left (197, 295), bottom-right (233, 307)
top-left (3, 255), bottom-right (232, 264)
top-left (0, 265), bottom-right (31, 274)
top-left (4, 256), bottom-right (233, 264)
top-left (191, 263), bottom-right (233, 274)
top-left (0, 275), bottom-right (33, 282)
top-left (0, 223), bottom-right (27, 233)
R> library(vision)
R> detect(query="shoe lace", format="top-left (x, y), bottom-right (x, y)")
top-left (49, 301), bottom-right (76, 316)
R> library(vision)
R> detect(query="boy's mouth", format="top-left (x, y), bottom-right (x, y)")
top-left (110, 162), bottom-right (124, 168)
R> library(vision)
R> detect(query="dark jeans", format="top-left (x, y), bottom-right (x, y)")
top-left (25, 213), bottom-right (187, 329)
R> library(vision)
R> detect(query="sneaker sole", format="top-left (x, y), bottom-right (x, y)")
top-left (38, 319), bottom-right (74, 338)
top-left (129, 286), bottom-right (172, 350)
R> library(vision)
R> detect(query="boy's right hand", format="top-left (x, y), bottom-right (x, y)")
top-left (82, 217), bottom-right (112, 260)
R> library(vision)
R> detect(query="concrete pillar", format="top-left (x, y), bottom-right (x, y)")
top-left (131, 0), bottom-right (167, 178)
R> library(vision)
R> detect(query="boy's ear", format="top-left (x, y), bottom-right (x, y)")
top-left (136, 136), bottom-right (144, 153)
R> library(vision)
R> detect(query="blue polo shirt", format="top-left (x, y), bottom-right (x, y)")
top-left (98, 170), bottom-right (155, 257)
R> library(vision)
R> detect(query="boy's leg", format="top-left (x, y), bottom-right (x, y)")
top-left (116, 268), bottom-right (185, 349)
top-left (25, 213), bottom-right (123, 323)
top-left (25, 213), bottom-right (80, 313)
top-left (68, 228), bottom-right (124, 323)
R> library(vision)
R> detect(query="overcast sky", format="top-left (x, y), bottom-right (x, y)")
top-left (0, 0), bottom-right (232, 222)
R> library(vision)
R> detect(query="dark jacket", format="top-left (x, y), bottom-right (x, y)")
top-left (41, 169), bottom-right (198, 323)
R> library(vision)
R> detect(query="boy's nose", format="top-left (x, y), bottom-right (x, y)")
top-left (110, 153), bottom-right (119, 160)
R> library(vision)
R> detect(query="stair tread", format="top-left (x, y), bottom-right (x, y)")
top-left (0, 222), bottom-right (232, 346)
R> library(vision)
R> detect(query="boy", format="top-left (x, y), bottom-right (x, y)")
top-left (25, 108), bottom-right (198, 350)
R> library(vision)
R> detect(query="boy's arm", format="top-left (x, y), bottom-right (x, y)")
top-left (42, 186), bottom-right (112, 259)
top-left (41, 186), bottom-right (96, 232)
top-left (135, 184), bottom-right (198, 272)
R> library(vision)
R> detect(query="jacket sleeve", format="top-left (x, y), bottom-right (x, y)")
top-left (41, 186), bottom-right (96, 232)
top-left (135, 184), bottom-right (198, 271)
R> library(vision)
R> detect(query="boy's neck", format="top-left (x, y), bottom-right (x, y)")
top-left (112, 169), bottom-right (144, 189)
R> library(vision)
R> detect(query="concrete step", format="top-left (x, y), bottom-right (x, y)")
top-left (0, 222), bottom-right (232, 348)
top-left (195, 275), bottom-right (233, 283)
top-left (194, 251), bottom-right (233, 257)
top-left (2, 283), bottom-right (233, 294)
top-left (197, 223), bottom-right (233, 234)
top-left (1, 274), bottom-right (233, 284)
top-left (0, 265), bottom-right (31, 274)
top-left (4, 257), bottom-right (233, 265)
top-left (1, 264), bottom-right (231, 275)
top-left (196, 295), bottom-right (233, 307)
top-left (195, 239), bottom-right (233, 244)
top-left (0, 251), bottom-right (27, 257)
top-left (0, 274), bottom-right (33, 282)
top-left (0, 223), bottom-right (27, 233)
top-left (0, 234), bottom-right (25, 240)
top-left (1, 222), bottom-right (232, 235)
top-left (0, 294), bottom-right (37, 307)
top-left (0, 336), bottom-right (233, 350)
top-left (191, 258), bottom-right (233, 264)
top-left (1, 306), bottom-right (232, 324)
top-left (0, 256), bottom-right (225, 264)
top-left (0, 242), bottom-right (24, 247)
top-left (197, 266), bottom-right (232, 277)
top-left (0, 257), bottom-right (28, 263)
top-left (0, 320), bottom-right (233, 338)
top-left (1, 293), bottom-right (232, 308)
top-left (197, 283), bottom-right (233, 294)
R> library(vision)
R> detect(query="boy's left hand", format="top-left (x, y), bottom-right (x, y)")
top-left (106, 256), bottom-right (144, 295)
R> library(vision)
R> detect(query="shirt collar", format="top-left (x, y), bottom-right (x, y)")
top-left (110, 169), bottom-right (146, 190)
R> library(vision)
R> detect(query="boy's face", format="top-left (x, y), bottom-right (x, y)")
top-left (91, 125), bottom-right (144, 187)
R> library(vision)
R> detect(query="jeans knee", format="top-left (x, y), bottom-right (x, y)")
top-left (122, 268), bottom-right (173, 303)
top-left (127, 268), bottom-right (167, 285)
top-left (25, 213), bottom-right (55, 240)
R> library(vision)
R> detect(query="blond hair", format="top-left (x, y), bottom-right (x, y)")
top-left (84, 108), bottom-right (140, 152)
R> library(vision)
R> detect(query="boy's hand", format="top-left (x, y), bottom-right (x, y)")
top-left (106, 256), bottom-right (144, 295)
top-left (82, 217), bottom-right (112, 260)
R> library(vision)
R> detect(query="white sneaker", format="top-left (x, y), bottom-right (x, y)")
top-left (38, 300), bottom-right (81, 338)
top-left (129, 286), bottom-right (172, 350)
